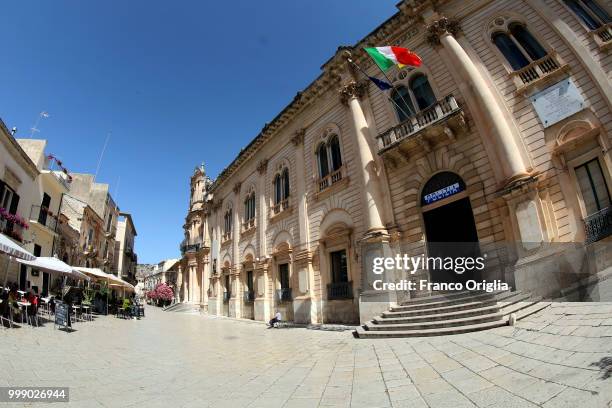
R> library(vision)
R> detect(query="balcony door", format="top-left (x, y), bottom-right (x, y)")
top-left (38, 193), bottom-right (51, 226)
top-left (575, 158), bottom-right (611, 216)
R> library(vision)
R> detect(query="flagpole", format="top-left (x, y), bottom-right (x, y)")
top-left (356, 55), bottom-right (417, 118)
top-left (348, 58), bottom-right (412, 120)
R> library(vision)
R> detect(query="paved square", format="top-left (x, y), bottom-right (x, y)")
top-left (0, 303), bottom-right (610, 407)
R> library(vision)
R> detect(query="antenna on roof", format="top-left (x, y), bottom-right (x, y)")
top-left (94, 131), bottom-right (111, 182)
top-left (29, 111), bottom-right (50, 137)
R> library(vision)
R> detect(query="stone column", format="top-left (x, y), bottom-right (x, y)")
top-left (427, 17), bottom-right (529, 185)
top-left (339, 80), bottom-right (388, 237)
top-left (232, 183), bottom-right (242, 318)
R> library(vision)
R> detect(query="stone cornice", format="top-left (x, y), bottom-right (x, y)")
top-left (0, 118), bottom-right (39, 181)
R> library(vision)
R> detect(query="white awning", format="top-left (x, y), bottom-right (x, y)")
top-left (75, 267), bottom-right (108, 280)
top-left (17, 257), bottom-right (90, 281)
top-left (75, 267), bottom-right (134, 291)
top-left (0, 233), bottom-right (35, 261)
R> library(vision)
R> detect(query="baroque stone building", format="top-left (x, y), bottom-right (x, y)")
top-left (178, 0), bottom-right (612, 324)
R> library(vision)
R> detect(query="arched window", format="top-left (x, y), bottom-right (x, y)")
top-left (317, 137), bottom-right (343, 178)
top-left (492, 24), bottom-right (548, 70)
top-left (492, 32), bottom-right (530, 70)
top-left (509, 24), bottom-right (547, 61)
top-left (282, 168), bottom-right (290, 200)
top-left (564, 0), bottom-right (610, 30)
top-left (317, 143), bottom-right (330, 178)
top-left (273, 168), bottom-right (290, 213)
top-left (391, 86), bottom-right (415, 122)
top-left (409, 74), bottom-right (437, 110)
top-left (316, 135), bottom-right (345, 190)
top-left (329, 136), bottom-right (343, 172)
top-left (223, 208), bottom-right (232, 238)
top-left (244, 192), bottom-right (255, 223)
top-left (274, 174), bottom-right (282, 205)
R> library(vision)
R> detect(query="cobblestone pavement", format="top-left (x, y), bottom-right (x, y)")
top-left (1, 303), bottom-right (611, 408)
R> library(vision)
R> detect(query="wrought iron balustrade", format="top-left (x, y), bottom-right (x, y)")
top-left (377, 95), bottom-right (461, 151)
top-left (244, 290), bottom-right (255, 302)
top-left (584, 206), bottom-right (612, 244)
top-left (327, 281), bottom-right (353, 300)
top-left (276, 288), bottom-right (292, 302)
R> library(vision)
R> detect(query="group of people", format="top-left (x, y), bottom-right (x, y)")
top-left (0, 283), bottom-right (39, 324)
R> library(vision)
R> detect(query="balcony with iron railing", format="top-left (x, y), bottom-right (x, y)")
top-left (377, 95), bottom-right (465, 156)
top-left (276, 288), bottom-right (292, 302)
top-left (180, 237), bottom-right (205, 255)
top-left (243, 290), bottom-right (255, 303)
top-left (49, 171), bottom-right (70, 191)
top-left (584, 206), bottom-right (612, 244)
top-left (327, 281), bottom-right (353, 300)
top-left (509, 52), bottom-right (567, 93)
top-left (30, 205), bottom-right (57, 232)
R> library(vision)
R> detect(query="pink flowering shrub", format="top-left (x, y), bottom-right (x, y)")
top-left (154, 283), bottom-right (174, 302)
top-left (0, 208), bottom-right (29, 229)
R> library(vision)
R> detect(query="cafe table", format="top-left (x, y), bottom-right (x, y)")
top-left (16, 301), bottom-right (31, 325)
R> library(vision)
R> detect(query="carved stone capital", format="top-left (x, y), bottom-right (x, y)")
top-left (291, 128), bottom-right (305, 146)
top-left (256, 159), bottom-right (268, 174)
top-left (339, 81), bottom-right (367, 105)
top-left (426, 17), bottom-right (461, 46)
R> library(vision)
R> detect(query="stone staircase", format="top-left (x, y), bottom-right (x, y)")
top-left (162, 302), bottom-right (201, 314)
top-left (355, 290), bottom-right (550, 339)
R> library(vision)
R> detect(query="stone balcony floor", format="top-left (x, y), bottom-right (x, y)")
top-left (0, 304), bottom-right (610, 407)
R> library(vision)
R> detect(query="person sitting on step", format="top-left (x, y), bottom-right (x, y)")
top-left (268, 311), bottom-right (282, 328)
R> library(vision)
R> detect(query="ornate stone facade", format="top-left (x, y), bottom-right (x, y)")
top-left (178, 0), bottom-right (612, 323)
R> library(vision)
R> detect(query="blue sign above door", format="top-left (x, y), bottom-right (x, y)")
top-left (423, 182), bottom-right (464, 205)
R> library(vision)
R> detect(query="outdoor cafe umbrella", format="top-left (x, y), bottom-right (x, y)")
top-left (16, 257), bottom-right (91, 282)
top-left (1, 232), bottom-right (36, 286)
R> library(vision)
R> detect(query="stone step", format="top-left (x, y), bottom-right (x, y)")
top-left (365, 311), bottom-right (504, 331)
top-left (385, 291), bottom-right (523, 317)
top-left (374, 304), bottom-right (501, 324)
top-left (355, 319), bottom-right (509, 338)
top-left (500, 299), bottom-right (548, 318)
top-left (391, 291), bottom-right (506, 312)
top-left (397, 290), bottom-right (488, 306)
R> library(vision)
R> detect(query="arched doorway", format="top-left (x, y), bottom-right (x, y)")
top-left (421, 172), bottom-right (480, 283)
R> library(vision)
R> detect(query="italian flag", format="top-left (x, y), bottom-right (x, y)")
top-left (364, 46), bottom-right (422, 71)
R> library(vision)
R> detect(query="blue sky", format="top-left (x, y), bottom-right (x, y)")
top-left (0, 1), bottom-right (398, 263)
